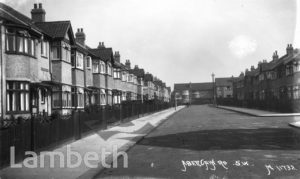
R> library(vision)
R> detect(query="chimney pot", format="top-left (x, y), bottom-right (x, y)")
top-left (31, 3), bottom-right (46, 22)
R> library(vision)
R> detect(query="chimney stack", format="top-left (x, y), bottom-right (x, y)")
top-left (272, 50), bottom-right (278, 61)
top-left (125, 59), bottom-right (131, 69)
top-left (75, 28), bottom-right (86, 46)
top-left (31, 3), bottom-right (46, 22)
top-left (286, 44), bottom-right (294, 55)
top-left (251, 65), bottom-right (255, 71)
top-left (97, 42), bottom-right (105, 48)
top-left (114, 51), bottom-right (120, 63)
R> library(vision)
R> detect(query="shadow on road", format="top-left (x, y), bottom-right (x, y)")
top-left (133, 128), bottom-right (300, 151)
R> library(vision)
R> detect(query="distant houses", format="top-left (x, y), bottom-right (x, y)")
top-left (173, 44), bottom-right (300, 112)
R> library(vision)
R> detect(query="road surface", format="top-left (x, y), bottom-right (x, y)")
top-left (96, 105), bottom-right (300, 179)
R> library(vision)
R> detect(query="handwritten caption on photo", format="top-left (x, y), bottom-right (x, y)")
top-left (181, 159), bottom-right (297, 175)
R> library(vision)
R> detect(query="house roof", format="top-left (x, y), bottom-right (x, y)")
top-left (283, 49), bottom-right (300, 65)
top-left (174, 82), bottom-right (213, 92)
top-left (35, 21), bottom-right (72, 39)
top-left (245, 69), bottom-right (257, 77)
top-left (0, 2), bottom-right (41, 35)
top-left (215, 77), bottom-right (234, 86)
top-left (89, 48), bottom-right (113, 62)
top-left (131, 67), bottom-right (145, 78)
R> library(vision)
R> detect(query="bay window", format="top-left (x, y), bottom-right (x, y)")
top-left (122, 72), bottom-right (127, 81)
top-left (100, 61), bottom-right (106, 74)
top-left (76, 52), bottom-right (84, 69)
top-left (71, 51), bottom-right (83, 69)
top-left (293, 61), bottom-right (300, 73)
top-left (6, 81), bottom-right (30, 113)
top-left (52, 46), bottom-right (60, 60)
top-left (71, 87), bottom-right (76, 107)
top-left (52, 86), bottom-right (61, 108)
top-left (107, 90), bottom-right (112, 105)
top-left (113, 68), bottom-right (121, 79)
top-left (92, 61), bottom-right (99, 73)
top-left (122, 92), bottom-right (126, 101)
top-left (53, 85), bottom-right (72, 108)
top-left (107, 63), bottom-right (112, 76)
top-left (100, 89), bottom-right (106, 105)
top-left (61, 42), bottom-right (71, 63)
top-left (41, 40), bottom-right (48, 57)
top-left (6, 28), bottom-right (35, 57)
top-left (86, 56), bottom-right (92, 69)
top-left (77, 88), bottom-right (84, 108)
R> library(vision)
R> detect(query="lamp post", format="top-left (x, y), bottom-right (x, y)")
top-left (212, 73), bottom-right (216, 106)
top-left (174, 93), bottom-right (177, 110)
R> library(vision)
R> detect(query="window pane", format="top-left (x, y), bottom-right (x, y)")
top-left (53, 92), bottom-right (61, 107)
top-left (28, 39), bottom-right (32, 55)
top-left (17, 36), bottom-right (23, 52)
top-left (24, 38), bottom-right (28, 53)
top-left (6, 34), bottom-right (15, 51)
top-left (71, 52), bottom-right (76, 67)
top-left (7, 93), bottom-right (10, 112)
top-left (20, 92), bottom-right (24, 111)
top-left (76, 53), bottom-right (83, 69)
top-left (25, 93), bottom-right (29, 111)
top-left (52, 46), bottom-right (60, 59)
top-left (31, 40), bottom-right (35, 56)
top-left (93, 62), bottom-right (99, 73)
top-left (86, 57), bottom-right (91, 68)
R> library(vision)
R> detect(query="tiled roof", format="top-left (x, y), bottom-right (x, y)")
top-left (174, 82), bottom-right (213, 91)
top-left (245, 69), bottom-right (257, 76)
top-left (73, 42), bottom-right (88, 53)
top-left (120, 63), bottom-right (129, 71)
top-left (283, 49), bottom-right (300, 65)
top-left (144, 73), bottom-right (154, 82)
top-left (269, 54), bottom-right (288, 70)
top-left (0, 3), bottom-right (41, 34)
top-left (215, 77), bottom-right (234, 86)
top-left (89, 48), bottom-right (113, 62)
top-left (131, 67), bottom-right (145, 78)
top-left (114, 61), bottom-right (122, 68)
top-left (35, 21), bottom-right (71, 39)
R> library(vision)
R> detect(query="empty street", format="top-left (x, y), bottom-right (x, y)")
top-left (97, 105), bottom-right (300, 179)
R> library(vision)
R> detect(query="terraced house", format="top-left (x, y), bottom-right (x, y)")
top-left (0, 2), bottom-right (171, 119)
top-left (219, 44), bottom-right (300, 112)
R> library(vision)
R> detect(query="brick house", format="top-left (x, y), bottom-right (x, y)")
top-left (0, 2), bottom-right (171, 120)
top-left (215, 77), bottom-right (235, 98)
top-left (230, 44), bottom-right (300, 112)
top-left (173, 83), bottom-right (213, 105)
top-left (0, 3), bottom-right (52, 118)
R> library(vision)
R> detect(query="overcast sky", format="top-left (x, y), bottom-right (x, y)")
top-left (2, 0), bottom-right (298, 89)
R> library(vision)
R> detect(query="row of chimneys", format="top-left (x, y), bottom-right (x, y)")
top-left (244, 44), bottom-right (295, 74)
top-left (30, 3), bottom-right (150, 76)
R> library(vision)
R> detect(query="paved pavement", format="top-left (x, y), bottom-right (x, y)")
top-left (96, 105), bottom-right (300, 179)
top-left (0, 106), bottom-right (184, 179)
top-left (217, 105), bottom-right (300, 117)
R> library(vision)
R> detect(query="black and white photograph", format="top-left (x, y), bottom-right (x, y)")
top-left (0, 0), bottom-right (299, 178)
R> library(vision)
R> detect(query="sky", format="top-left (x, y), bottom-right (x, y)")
top-left (1, 0), bottom-right (298, 89)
